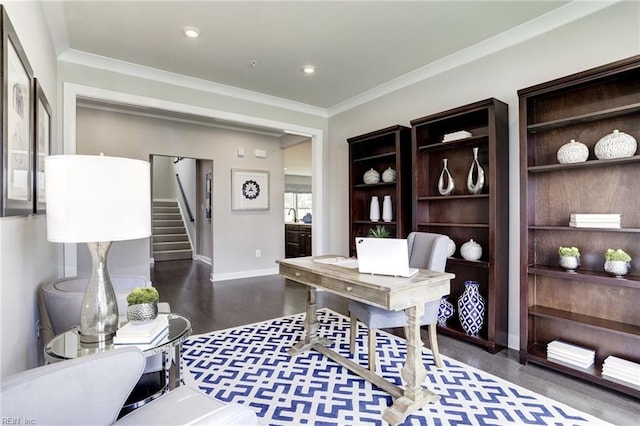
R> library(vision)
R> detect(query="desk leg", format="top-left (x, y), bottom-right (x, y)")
top-left (288, 287), bottom-right (331, 355)
top-left (383, 304), bottom-right (439, 425)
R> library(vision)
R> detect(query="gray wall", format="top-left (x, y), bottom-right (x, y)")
top-left (326, 1), bottom-right (640, 348)
top-left (76, 107), bottom-right (285, 279)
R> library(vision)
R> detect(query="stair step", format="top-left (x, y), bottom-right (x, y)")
top-left (153, 207), bottom-right (180, 214)
top-left (153, 213), bottom-right (182, 221)
top-left (154, 249), bottom-right (193, 262)
top-left (153, 200), bottom-right (178, 208)
top-left (153, 219), bottom-right (184, 227)
top-left (153, 241), bottom-right (191, 251)
top-left (153, 234), bottom-right (189, 243)
top-left (153, 226), bottom-right (186, 234)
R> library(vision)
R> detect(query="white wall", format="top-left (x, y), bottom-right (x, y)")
top-left (174, 157), bottom-right (197, 247)
top-left (327, 1), bottom-right (640, 349)
top-left (0, 2), bottom-right (60, 377)
top-left (75, 107), bottom-right (286, 279)
top-left (152, 155), bottom-right (177, 199)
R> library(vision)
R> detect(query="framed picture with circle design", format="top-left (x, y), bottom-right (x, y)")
top-left (231, 169), bottom-right (269, 211)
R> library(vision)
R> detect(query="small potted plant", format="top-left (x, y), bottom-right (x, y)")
top-left (558, 246), bottom-right (580, 272)
top-left (604, 248), bottom-right (632, 277)
top-left (126, 287), bottom-right (160, 324)
top-left (369, 225), bottom-right (390, 238)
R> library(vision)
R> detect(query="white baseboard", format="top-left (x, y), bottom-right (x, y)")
top-left (212, 267), bottom-right (279, 282)
top-left (195, 255), bottom-right (212, 265)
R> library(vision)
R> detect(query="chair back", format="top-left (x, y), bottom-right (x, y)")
top-left (406, 232), bottom-right (449, 272)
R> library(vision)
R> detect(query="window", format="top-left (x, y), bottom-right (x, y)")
top-left (284, 192), bottom-right (312, 223)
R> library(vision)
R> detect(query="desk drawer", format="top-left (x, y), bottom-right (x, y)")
top-left (279, 263), bottom-right (322, 287)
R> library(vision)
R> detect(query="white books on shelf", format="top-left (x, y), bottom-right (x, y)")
top-left (114, 314), bottom-right (169, 345)
top-left (442, 130), bottom-right (472, 142)
top-left (547, 340), bottom-right (595, 369)
top-left (569, 213), bottom-right (621, 228)
top-left (602, 356), bottom-right (640, 386)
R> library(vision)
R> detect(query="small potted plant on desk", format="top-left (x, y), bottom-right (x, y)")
top-left (558, 246), bottom-right (580, 272)
top-left (604, 248), bottom-right (632, 277)
top-left (126, 287), bottom-right (160, 324)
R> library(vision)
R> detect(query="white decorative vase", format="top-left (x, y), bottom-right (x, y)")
top-left (559, 255), bottom-right (580, 272)
top-left (438, 158), bottom-right (454, 196)
top-left (557, 139), bottom-right (589, 164)
top-left (369, 196), bottom-right (380, 222)
top-left (381, 167), bottom-right (396, 183)
top-left (460, 239), bottom-right (482, 261)
top-left (447, 238), bottom-right (456, 257)
top-left (382, 195), bottom-right (393, 222)
top-left (438, 297), bottom-right (454, 326)
top-left (594, 129), bottom-right (637, 160)
top-left (467, 147), bottom-right (485, 194)
top-left (363, 168), bottom-right (380, 184)
top-left (604, 260), bottom-right (631, 277)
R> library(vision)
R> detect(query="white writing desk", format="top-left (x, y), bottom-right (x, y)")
top-left (278, 255), bottom-right (454, 425)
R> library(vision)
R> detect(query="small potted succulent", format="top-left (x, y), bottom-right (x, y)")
top-left (369, 225), bottom-right (390, 238)
top-left (604, 249), bottom-right (632, 277)
top-left (126, 287), bottom-right (160, 324)
top-left (558, 246), bottom-right (580, 272)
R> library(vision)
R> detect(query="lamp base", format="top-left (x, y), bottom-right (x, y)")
top-left (80, 241), bottom-right (119, 343)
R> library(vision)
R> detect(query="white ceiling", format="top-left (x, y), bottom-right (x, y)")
top-left (40, 0), bottom-right (599, 111)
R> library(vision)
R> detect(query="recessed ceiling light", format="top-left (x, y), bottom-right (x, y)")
top-left (184, 27), bottom-right (200, 38)
top-left (302, 65), bottom-right (315, 74)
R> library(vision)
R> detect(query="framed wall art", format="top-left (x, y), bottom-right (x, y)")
top-left (34, 78), bottom-right (51, 214)
top-left (1, 6), bottom-right (34, 216)
top-left (231, 169), bottom-right (269, 210)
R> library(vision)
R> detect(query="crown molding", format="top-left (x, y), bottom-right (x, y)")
top-left (58, 49), bottom-right (329, 118)
top-left (327, 0), bottom-right (622, 117)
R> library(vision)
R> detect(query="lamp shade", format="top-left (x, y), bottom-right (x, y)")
top-left (45, 155), bottom-right (151, 243)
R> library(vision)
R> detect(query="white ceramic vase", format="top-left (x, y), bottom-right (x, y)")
top-left (557, 139), bottom-right (589, 164)
top-left (594, 129), bottom-right (637, 160)
top-left (382, 195), bottom-right (393, 222)
top-left (460, 239), bottom-right (482, 261)
top-left (381, 167), bottom-right (396, 183)
top-left (369, 196), bottom-right (380, 222)
top-left (363, 168), bottom-right (380, 184)
top-left (447, 238), bottom-right (456, 257)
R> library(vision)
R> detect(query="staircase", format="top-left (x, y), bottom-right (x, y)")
top-left (152, 200), bottom-right (193, 262)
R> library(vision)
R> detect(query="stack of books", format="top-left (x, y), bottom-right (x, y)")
top-left (569, 213), bottom-right (621, 228)
top-left (114, 314), bottom-right (169, 346)
top-left (602, 356), bottom-right (640, 389)
top-left (442, 130), bottom-right (471, 142)
top-left (547, 340), bottom-right (595, 369)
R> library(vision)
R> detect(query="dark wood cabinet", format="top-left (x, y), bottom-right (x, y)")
top-left (410, 98), bottom-right (510, 353)
top-left (285, 224), bottom-right (312, 258)
top-left (347, 125), bottom-right (412, 256)
top-left (519, 55), bottom-right (640, 397)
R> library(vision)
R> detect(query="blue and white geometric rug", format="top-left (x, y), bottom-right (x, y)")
top-left (181, 309), bottom-right (610, 425)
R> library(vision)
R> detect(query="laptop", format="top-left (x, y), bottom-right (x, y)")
top-left (355, 237), bottom-right (418, 277)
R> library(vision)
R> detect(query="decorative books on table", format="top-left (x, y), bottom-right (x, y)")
top-left (114, 314), bottom-right (169, 346)
top-left (547, 340), bottom-right (595, 369)
top-left (602, 356), bottom-right (640, 389)
top-left (569, 213), bottom-right (621, 229)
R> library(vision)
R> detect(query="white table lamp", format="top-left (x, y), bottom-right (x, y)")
top-left (45, 154), bottom-right (151, 343)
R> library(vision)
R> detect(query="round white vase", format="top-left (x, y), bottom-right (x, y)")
top-left (460, 239), bottom-right (482, 261)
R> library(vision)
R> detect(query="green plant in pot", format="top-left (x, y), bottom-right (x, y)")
top-left (603, 248), bottom-right (632, 277)
top-left (126, 287), bottom-right (160, 325)
top-left (369, 225), bottom-right (390, 238)
top-left (558, 246), bottom-right (580, 272)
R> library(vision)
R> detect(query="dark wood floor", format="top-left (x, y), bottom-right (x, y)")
top-left (152, 259), bottom-right (640, 425)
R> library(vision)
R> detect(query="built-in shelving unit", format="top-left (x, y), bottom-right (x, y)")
top-left (519, 55), bottom-right (640, 398)
top-left (411, 98), bottom-right (510, 353)
top-left (347, 125), bottom-right (412, 256)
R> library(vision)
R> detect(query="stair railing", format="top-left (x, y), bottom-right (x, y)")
top-left (175, 174), bottom-right (195, 222)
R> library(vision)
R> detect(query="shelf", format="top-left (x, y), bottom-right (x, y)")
top-left (528, 305), bottom-right (640, 338)
top-left (526, 103), bottom-right (640, 133)
top-left (353, 182), bottom-right (396, 189)
top-left (436, 325), bottom-right (503, 353)
top-left (353, 152), bottom-right (396, 163)
top-left (528, 225), bottom-right (640, 233)
top-left (417, 194), bottom-right (489, 201)
top-left (448, 257), bottom-right (490, 269)
top-left (417, 222), bottom-right (489, 229)
top-left (416, 134), bottom-right (488, 152)
top-left (524, 345), bottom-right (640, 399)
top-left (528, 264), bottom-right (640, 288)
top-left (352, 220), bottom-right (397, 225)
top-left (528, 155), bottom-right (640, 173)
